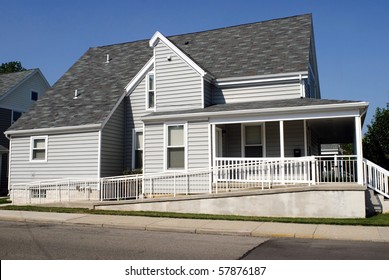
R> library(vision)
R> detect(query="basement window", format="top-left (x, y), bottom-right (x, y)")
top-left (31, 189), bottom-right (47, 198)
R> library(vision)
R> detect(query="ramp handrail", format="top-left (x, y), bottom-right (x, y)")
top-left (363, 158), bottom-right (389, 198)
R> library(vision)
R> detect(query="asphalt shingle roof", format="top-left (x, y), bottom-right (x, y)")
top-left (0, 69), bottom-right (36, 99)
top-left (9, 14), bottom-right (313, 132)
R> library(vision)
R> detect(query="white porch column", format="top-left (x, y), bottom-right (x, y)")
top-left (211, 124), bottom-right (216, 168)
top-left (279, 120), bottom-right (285, 184)
top-left (304, 120), bottom-right (308, 156)
top-left (355, 116), bottom-right (364, 185)
top-left (279, 120), bottom-right (285, 158)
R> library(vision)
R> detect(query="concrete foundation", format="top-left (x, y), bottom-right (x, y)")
top-left (95, 184), bottom-right (366, 218)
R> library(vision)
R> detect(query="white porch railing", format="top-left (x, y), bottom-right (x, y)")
top-left (315, 155), bottom-right (358, 183)
top-left (214, 157), bottom-right (316, 191)
top-left (363, 159), bottom-right (389, 198)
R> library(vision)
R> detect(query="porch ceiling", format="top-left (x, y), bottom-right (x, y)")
top-left (308, 117), bottom-right (355, 144)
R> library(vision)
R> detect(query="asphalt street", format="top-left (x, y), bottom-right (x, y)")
top-left (1, 220), bottom-right (389, 260)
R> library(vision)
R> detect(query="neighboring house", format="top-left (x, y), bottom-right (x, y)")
top-left (0, 69), bottom-right (50, 195)
top-left (321, 144), bottom-right (343, 156)
top-left (7, 14), bottom-right (385, 217)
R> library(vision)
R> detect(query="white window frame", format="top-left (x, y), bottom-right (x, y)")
top-left (31, 90), bottom-right (39, 101)
top-left (30, 136), bottom-right (48, 162)
top-left (164, 122), bottom-right (187, 171)
top-left (241, 123), bottom-right (266, 157)
top-left (145, 72), bottom-right (155, 111)
top-left (132, 128), bottom-right (143, 170)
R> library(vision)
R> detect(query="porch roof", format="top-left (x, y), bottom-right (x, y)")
top-left (142, 98), bottom-right (368, 122)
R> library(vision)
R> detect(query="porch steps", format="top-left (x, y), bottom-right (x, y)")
top-left (365, 189), bottom-right (383, 216)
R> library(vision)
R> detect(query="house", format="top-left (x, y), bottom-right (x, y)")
top-left (7, 14), bottom-right (387, 217)
top-left (0, 69), bottom-right (50, 195)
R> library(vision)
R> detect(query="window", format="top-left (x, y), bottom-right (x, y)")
top-left (30, 136), bottom-right (48, 161)
top-left (12, 111), bottom-right (22, 123)
top-left (31, 189), bottom-right (46, 198)
top-left (244, 125), bottom-right (263, 157)
top-left (133, 130), bottom-right (143, 169)
top-left (166, 124), bottom-right (186, 169)
top-left (31, 91), bottom-right (38, 101)
top-left (146, 72), bottom-right (155, 109)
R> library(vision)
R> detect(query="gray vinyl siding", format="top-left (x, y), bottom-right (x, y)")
top-left (155, 41), bottom-right (203, 111)
top-left (124, 74), bottom-right (148, 169)
top-left (9, 131), bottom-right (99, 185)
top-left (212, 83), bottom-right (301, 104)
top-left (219, 121), bottom-right (305, 158)
top-left (101, 102), bottom-right (125, 177)
top-left (265, 122), bottom-right (280, 157)
top-left (224, 124), bottom-right (241, 157)
top-left (284, 120), bottom-right (305, 157)
top-left (204, 80), bottom-right (212, 107)
top-left (310, 130), bottom-right (320, 156)
top-left (0, 72), bottom-right (49, 111)
top-left (188, 121), bottom-right (209, 169)
top-left (143, 123), bottom-right (164, 174)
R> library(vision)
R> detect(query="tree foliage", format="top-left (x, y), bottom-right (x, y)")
top-left (363, 103), bottom-right (389, 170)
top-left (0, 61), bottom-right (26, 74)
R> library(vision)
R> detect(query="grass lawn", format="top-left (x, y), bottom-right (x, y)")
top-left (2, 204), bottom-right (389, 227)
top-left (0, 198), bottom-right (11, 205)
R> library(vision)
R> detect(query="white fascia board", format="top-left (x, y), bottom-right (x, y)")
top-left (124, 57), bottom-right (154, 93)
top-left (149, 31), bottom-right (208, 78)
top-left (214, 71), bottom-right (308, 87)
top-left (142, 102), bottom-right (369, 123)
top-left (5, 123), bottom-right (101, 137)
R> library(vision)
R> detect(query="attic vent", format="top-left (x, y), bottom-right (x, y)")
top-left (184, 41), bottom-right (189, 45)
top-left (73, 89), bottom-right (79, 99)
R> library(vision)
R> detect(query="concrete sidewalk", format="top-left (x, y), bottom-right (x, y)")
top-left (0, 209), bottom-right (389, 242)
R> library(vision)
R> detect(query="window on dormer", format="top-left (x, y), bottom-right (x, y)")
top-left (146, 72), bottom-right (155, 109)
top-left (31, 91), bottom-right (38, 101)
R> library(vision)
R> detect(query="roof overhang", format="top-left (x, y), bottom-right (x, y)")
top-left (5, 123), bottom-right (101, 137)
top-left (142, 101), bottom-right (369, 124)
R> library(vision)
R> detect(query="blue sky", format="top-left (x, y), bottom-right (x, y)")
top-left (2, 0), bottom-right (388, 132)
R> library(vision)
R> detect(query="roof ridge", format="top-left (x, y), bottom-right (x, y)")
top-left (166, 13), bottom-right (312, 38)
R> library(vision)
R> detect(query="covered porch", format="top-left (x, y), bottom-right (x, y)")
top-left (210, 106), bottom-right (366, 187)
